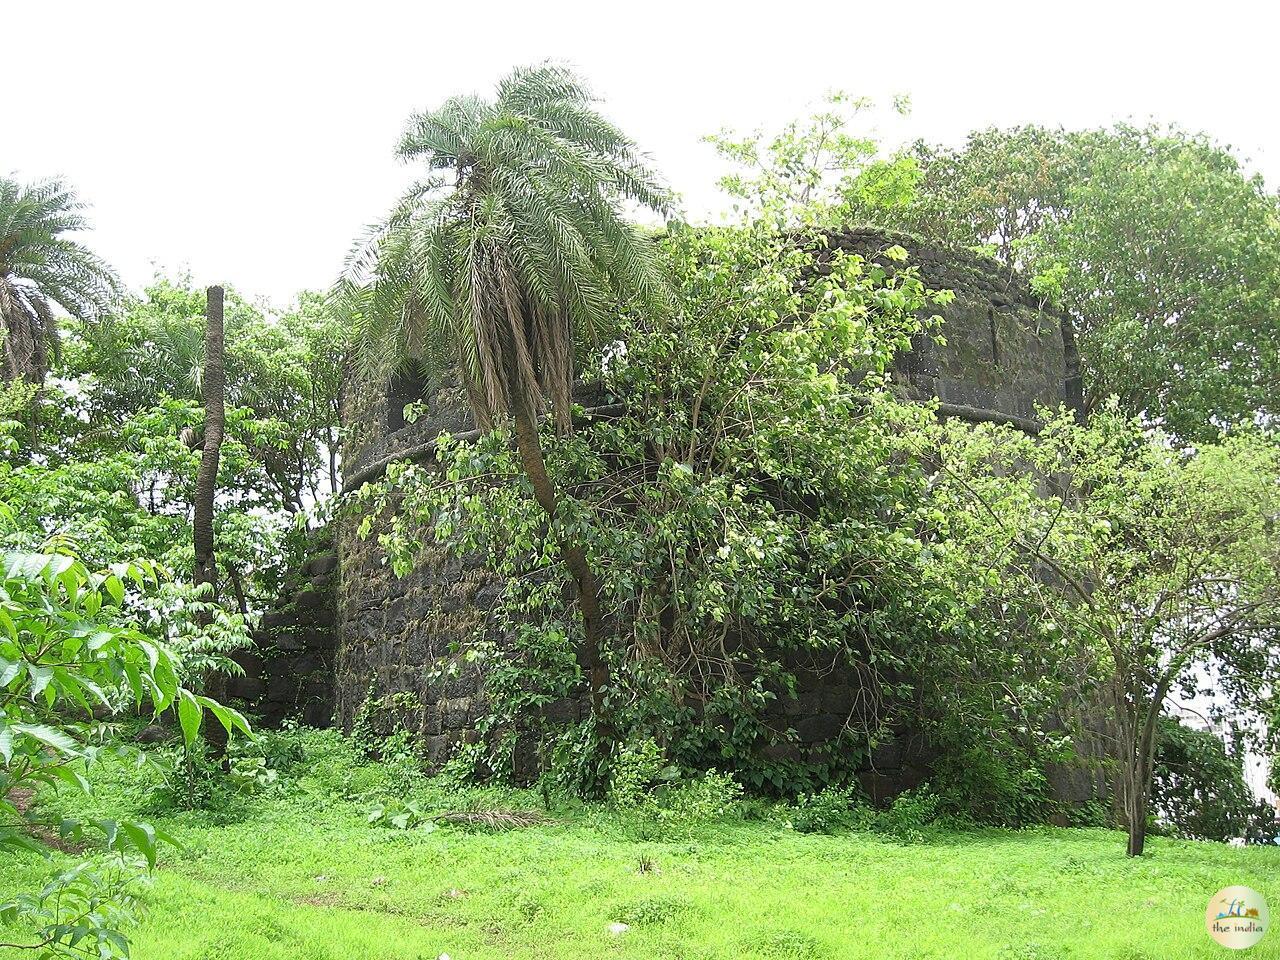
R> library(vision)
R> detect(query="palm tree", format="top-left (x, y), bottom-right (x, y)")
top-left (195, 285), bottom-right (229, 763)
top-left (337, 63), bottom-right (672, 734)
top-left (193, 285), bottom-right (226, 598)
top-left (0, 177), bottom-right (118, 384)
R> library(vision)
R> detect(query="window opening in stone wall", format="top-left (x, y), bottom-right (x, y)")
top-left (386, 362), bottom-right (430, 432)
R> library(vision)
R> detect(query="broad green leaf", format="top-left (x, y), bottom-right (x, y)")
top-left (198, 697), bottom-right (252, 737)
top-left (42, 764), bottom-right (91, 794)
top-left (177, 689), bottom-right (202, 746)
top-left (0, 659), bottom-right (20, 688)
top-left (13, 723), bottom-right (82, 757)
top-left (27, 665), bottom-right (53, 699)
top-left (119, 820), bottom-right (158, 869)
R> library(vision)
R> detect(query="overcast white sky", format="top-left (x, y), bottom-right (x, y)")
top-left (8, 1), bottom-right (1280, 304)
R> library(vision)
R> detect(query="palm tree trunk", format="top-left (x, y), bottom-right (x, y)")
top-left (194, 285), bottom-right (225, 593)
top-left (510, 397), bottom-right (612, 736)
top-left (194, 285), bottom-right (227, 760)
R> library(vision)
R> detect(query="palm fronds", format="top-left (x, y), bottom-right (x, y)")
top-left (335, 62), bottom-right (673, 432)
top-left (0, 176), bottom-right (120, 383)
top-left (432, 809), bottom-right (550, 830)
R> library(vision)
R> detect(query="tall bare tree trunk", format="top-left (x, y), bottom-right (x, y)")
top-left (194, 285), bottom-right (227, 760)
top-left (511, 398), bottom-right (612, 742)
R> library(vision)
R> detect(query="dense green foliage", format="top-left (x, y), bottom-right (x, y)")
top-left (360, 220), bottom-right (1078, 819)
top-left (889, 125), bottom-right (1280, 438)
top-left (5, 280), bottom-right (346, 617)
top-left (359, 222), bottom-right (930, 789)
top-left (705, 93), bottom-right (918, 229)
top-left (1, 275), bottom-right (339, 953)
top-left (1152, 718), bottom-right (1278, 844)
top-left (65, 282), bottom-right (347, 516)
top-left (0, 545), bottom-right (249, 957)
top-left (929, 404), bottom-right (1280, 853)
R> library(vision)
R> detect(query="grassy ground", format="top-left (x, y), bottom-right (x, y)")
top-left (2, 731), bottom-right (1277, 960)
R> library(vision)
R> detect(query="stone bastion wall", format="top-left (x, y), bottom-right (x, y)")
top-left (234, 227), bottom-right (1102, 804)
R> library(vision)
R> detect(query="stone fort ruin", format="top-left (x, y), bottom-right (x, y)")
top-left (230, 227), bottom-right (1102, 803)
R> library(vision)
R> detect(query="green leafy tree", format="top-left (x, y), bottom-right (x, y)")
top-left (706, 93), bottom-right (917, 229)
top-left (67, 280), bottom-right (347, 513)
top-left (930, 405), bottom-right (1280, 855)
top-left (0, 546), bottom-right (249, 958)
top-left (1034, 126), bottom-right (1280, 437)
top-left (15, 277), bottom-right (352, 627)
top-left (337, 63), bottom-right (672, 733)
top-left (886, 125), bottom-right (1083, 267)
top-left (1152, 717), bottom-right (1276, 843)
top-left (0, 178), bottom-right (118, 386)
top-left (878, 124), bottom-right (1280, 437)
top-left (2, 387), bottom-right (295, 622)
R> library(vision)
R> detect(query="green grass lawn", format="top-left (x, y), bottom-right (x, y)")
top-left (2, 733), bottom-right (1277, 960)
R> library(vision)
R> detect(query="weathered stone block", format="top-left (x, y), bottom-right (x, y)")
top-left (441, 697), bottom-right (471, 730)
top-left (541, 697), bottom-right (580, 724)
top-left (274, 633), bottom-right (306, 652)
top-left (424, 734), bottom-right (453, 763)
top-left (228, 675), bottom-right (265, 701)
top-left (760, 741), bottom-right (803, 763)
top-left (306, 553), bottom-right (338, 577)
top-left (795, 714), bottom-right (843, 743)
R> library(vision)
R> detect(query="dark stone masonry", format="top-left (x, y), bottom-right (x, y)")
top-left (237, 227), bottom-right (1104, 800)
top-left (228, 542), bottom-right (338, 728)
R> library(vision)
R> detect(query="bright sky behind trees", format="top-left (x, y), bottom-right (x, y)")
top-left (9, 1), bottom-right (1280, 304)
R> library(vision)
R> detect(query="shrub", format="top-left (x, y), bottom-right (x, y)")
top-left (1151, 717), bottom-right (1273, 842)
top-left (366, 798), bottom-right (435, 831)
top-left (607, 739), bottom-right (674, 811)
top-left (1066, 798), bottom-right (1113, 829)
top-left (666, 770), bottom-right (744, 823)
top-left (876, 785), bottom-right (943, 843)
top-left (930, 737), bottom-right (1057, 828)
top-left (251, 719), bottom-right (308, 773)
top-left (350, 686), bottom-right (423, 761)
top-left (607, 738), bottom-right (743, 833)
top-left (788, 785), bottom-right (873, 834)
top-left (612, 894), bottom-right (693, 926)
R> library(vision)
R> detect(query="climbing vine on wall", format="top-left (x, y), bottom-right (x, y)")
top-left (355, 223), bottom-right (1011, 794)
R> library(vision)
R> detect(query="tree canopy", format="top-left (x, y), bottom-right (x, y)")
top-left (338, 62), bottom-right (672, 431)
top-left (886, 125), bottom-right (1280, 438)
top-left (0, 177), bottom-right (118, 385)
